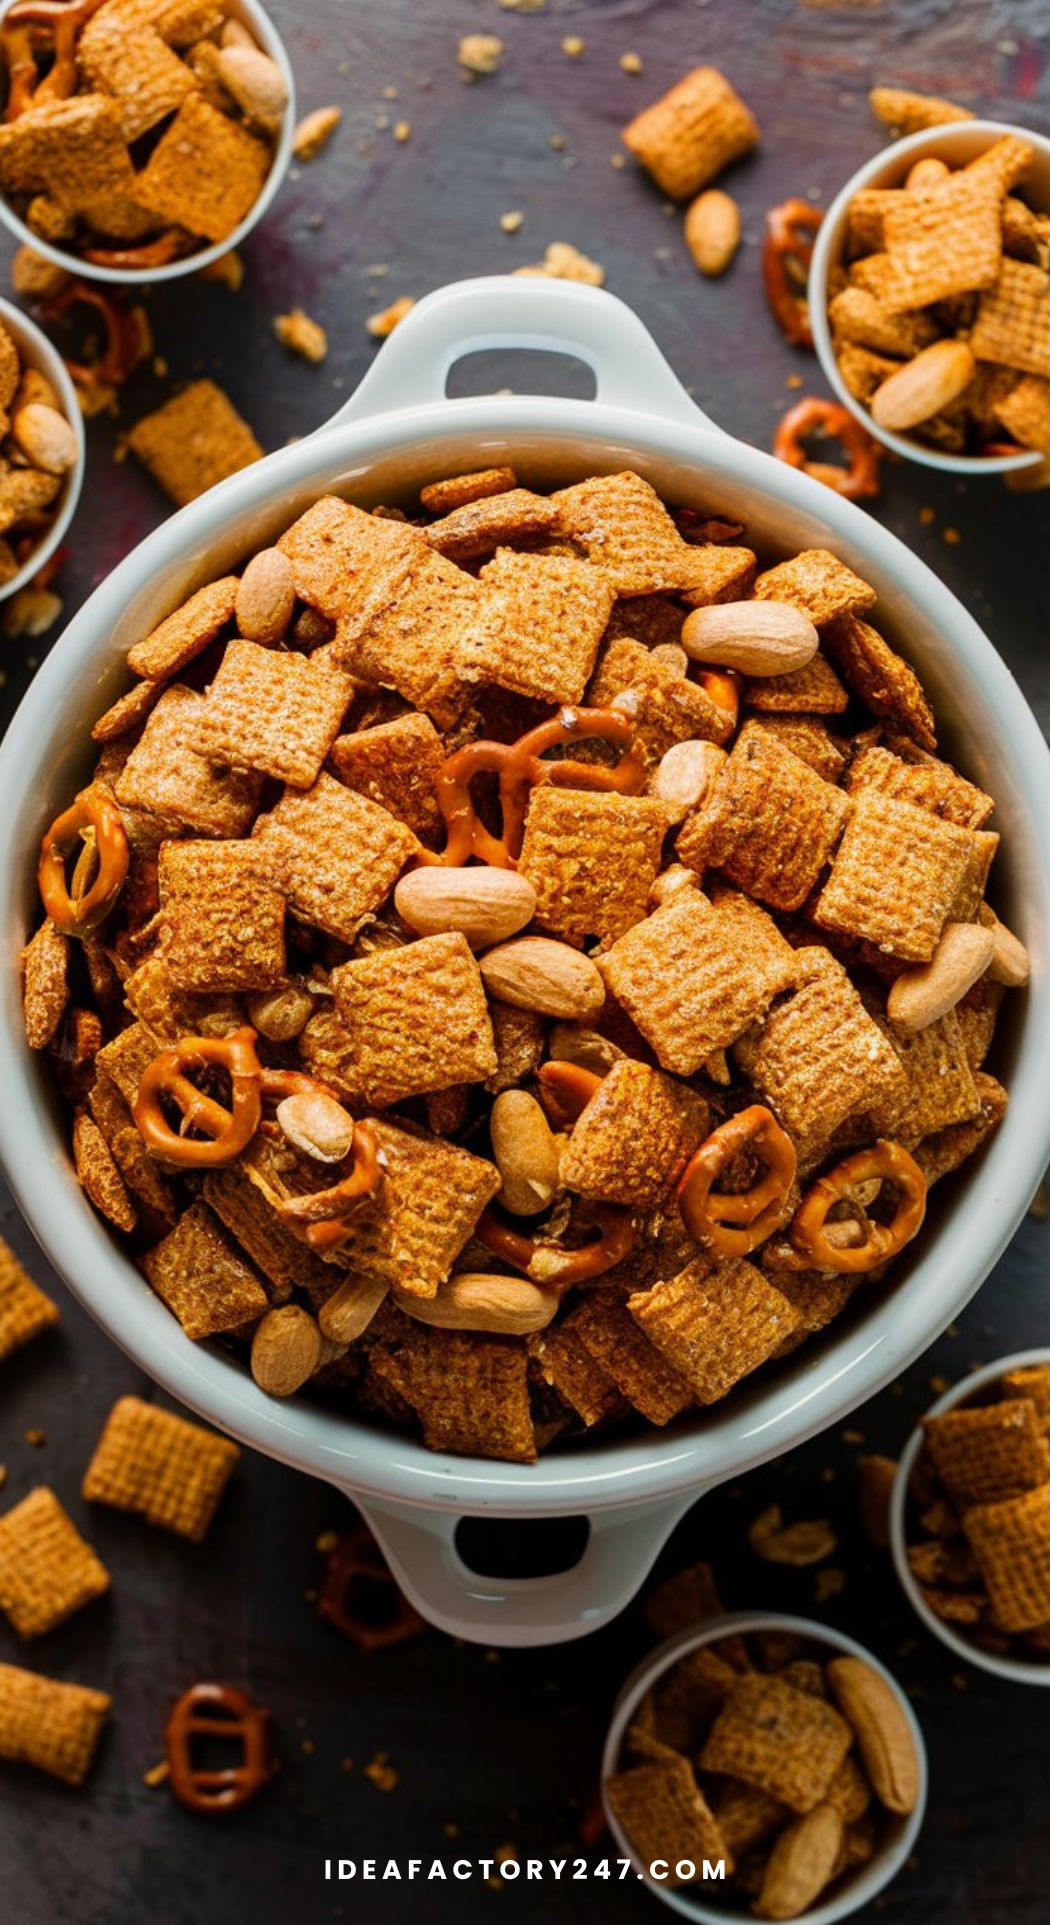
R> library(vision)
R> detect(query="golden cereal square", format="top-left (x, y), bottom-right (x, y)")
top-left (836, 342), bottom-right (901, 408)
top-left (73, 1108), bottom-right (136, 1234)
top-left (955, 976), bottom-right (1003, 1072)
top-left (137, 92), bottom-right (271, 242)
top-left (370, 1322), bottom-right (536, 1462)
top-left (923, 1401), bottom-right (1050, 1509)
top-left (420, 466), bottom-right (518, 514)
top-left (870, 1010), bottom-right (981, 1142)
top-left (970, 260), bottom-right (1050, 378)
top-left (814, 790), bottom-right (978, 961)
top-left (588, 637), bottom-right (734, 754)
top-left (845, 742), bottom-right (992, 828)
top-left (21, 920), bottom-right (68, 1051)
top-left (128, 381), bottom-right (263, 508)
top-left (328, 713), bottom-right (446, 845)
top-left (679, 722), bottom-right (849, 912)
top-left (869, 86), bottom-right (973, 135)
top-left (519, 788), bottom-right (671, 945)
top-left (331, 1121), bottom-right (501, 1299)
top-left (126, 576), bottom-right (238, 680)
top-left (276, 495), bottom-right (417, 632)
top-left (202, 1167), bottom-right (333, 1303)
top-left (882, 170), bottom-right (1002, 308)
top-left (559, 1059), bottom-right (709, 1210)
top-left (604, 595), bottom-right (692, 651)
top-left (87, 1071), bottom-right (178, 1229)
top-left (744, 717), bottom-right (846, 784)
top-left (79, 20), bottom-right (196, 140)
top-left (345, 547), bottom-right (482, 725)
top-left (0, 1488), bottom-right (110, 1640)
top-left (469, 549), bottom-right (614, 703)
top-left (605, 1756), bottom-right (732, 1883)
top-left (600, 887), bottom-right (796, 1074)
top-left (621, 66), bottom-right (759, 201)
top-left (552, 470), bottom-right (719, 597)
top-left (643, 1559), bottom-right (727, 1642)
top-left (629, 1256), bottom-right (801, 1405)
top-left (190, 639), bottom-right (353, 787)
top-left (1002, 1366), bottom-right (1050, 1429)
top-left (251, 772), bottom-right (416, 942)
top-left (485, 1000), bottom-right (546, 1093)
top-left (331, 933), bottom-right (497, 1106)
top-left (699, 1673), bottom-right (852, 1812)
top-left (143, 1201), bottom-right (270, 1340)
top-left (94, 1022), bottom-right (161, 1110)
top-left (122, 952), bottom-right (242, 1046)
top-left (0, 1664), bottom-right (110, 1785)
top-left (115, 686), bottom-right (263, 836)
top-left (0, 1239), bottom-right (59, 1362)
top-left (82, 1394), bottom-right (239, 1540)
top-left (423, 488), bottom-right (560, 562)
top-left (753, 550), bottom-right (876, 625)
top-left (680, 544), bottom-right (758, 608)
top-left (963, 1484), bottom-right (1050, 1632)
top-left (711, 1781), bottom-right (789, 1857)
top-left (559, 1292), bottom-right (693, 1425)
top-left (529, 1321), bottom-right (624, 1427)
top-left (0, 93), bottom-right (148, 234)
top-left (771, 1266), bottom-right (857, 1336)
top-left (951, 828), bottom-right (999, 921)
top-left (742, 651), bottom-right (848, 715)
top-left (157, 839), bottom-right (285, 992)
top-left (997, 373), bottom-right (1050, 453)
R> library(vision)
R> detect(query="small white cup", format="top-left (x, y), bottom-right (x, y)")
top-left (0, 292), bottom-right (84, 600)
top-left (890, 1347), bottom-right (1050, 1685)
top-left (809, 118), bottom-right (1050, 476)
top-left (0, 0), bottom-right (296, 286)
top-left (601, 1610), bottom-right (928, 1925)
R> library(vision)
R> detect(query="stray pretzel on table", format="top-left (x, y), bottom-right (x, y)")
top-left (762, 197), bottom-right (823, 349)
top-left (773, 396), bottom-right (883, 501)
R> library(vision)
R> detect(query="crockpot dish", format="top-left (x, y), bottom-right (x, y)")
top-left (22, 466), bottom-right (1027, 1462)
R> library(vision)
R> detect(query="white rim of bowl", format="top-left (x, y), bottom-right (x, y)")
top-left (810, 117), bottom-right (1048, 476)
top-left (0, 291), bottom-right (85, 599)
top-left (600, 1611), bottom-right (928, 1925)
top-left (889, 1347), bottom-right (1050, 1684)
top-left (0, 0), bottom-right (296, 285)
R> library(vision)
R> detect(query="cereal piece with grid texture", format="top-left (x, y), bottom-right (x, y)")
top-left (0, 1488), bottom-right (110, 1640)
top-left (328, 713), bottom-right (445, 845)
top-left (914, 1071), bottom-right (1007, 1185)
top-left (92, 676), bottom-right (167, 743)
top-left (825, 613), bottom-right (938, 749)
top-left (743, 717), bottom-right (846, 784)
top-left (770, 1266), bottom-right (857, 1337)
top-left (342, 545), bottom-right (484, 725)
top-left (678, 722), bottom-right (849, 912)
top-left (465, 549), bottom-right (613, 703)
top-left (423, 488), bottom-right (560, 562)
top-left (126, 577), bottom-right (238, 679)
top-left (753, 551), bottom-right (876, 626)
top-left (606, 1753), bottom-right (733, 1882)
top-left (997, 373), bottom-right (1050, 453)
top-left (836, 341), bottom-right (901, 408)
top-left (869, 86), bottom-right (972, 134)
top-left (73, 1108), bottom-right (136, 1233)
top-left (190, 639), bottom-right (352, 787)
top-left (734, 947), bottom-right (906, 1156)
top-left (955, 975), bottom-right (1004, 1071)
top-left (882, 169), bottom-right (1002, 309)
top-left (951, 829), bottom-right (999, 920)
top-left (485, 1001), bottom-right (546, 1094)
top-left (1002, 1366), bottom-right (1050, 1432)
top-left (87, 1072), bottom-right (178, 1230)
top-left (923, 1400), bottom-right (1050, 1510)
top-left (79, 16), bottom-right (196, 141)
top-left (629, 1256), bottom-right (801, 1405)
top-left (552, 471), bottom-right (724, 597)
top-left (0, 1664), bottom-right (110, 1785)
top-left (93, 1021), bottom-right (160, 1109)
top-left (332, 1121), bottom-right (501, 1298)
top-left (680, 543), bottom-right (757, 608)
top-left (21, 919), bottom-right (69, 1050)
top-left (0, 1238), bottom-right (58, 1364)
top-left (330, 933), bottom-right (497, 1106)
top-left (712, 1781), bottom-right (789, 1857)
top-left (157, 839), bottom-right (284, 993)
top-left (251, 773), bottom-right (417, 943)
top-left (519, 789), bottom-right (672, 946)
top-left (0, 93), bottom-right (150, 237)
top-left (128, 381), bottom-right (263, 508)
top-left (622, 66), bottom-right (759, 200)
top-left (965, 133), bottom-right (1037, 195)
top-left (588, 637), bottom-right (734, 754)
top-left (528, 1320), bottom-right (623, 1427)
top-left (556, 1291), bottom-right (693, 1425)
top-left (970, 260), bottom-right (1050, 378)
top-left (870, 1010), bottom-right (982, 1142)
top-left (115, 686), bottom-right (263, 835)
top-left (648, 1646), bottom-right (740, 1749)
top-left (963, 1483), bottom-right (1050, 1632)
top-left (136, 93), bottom-right (271, 243)
top-left (420, 467), bottom-right (518, 514)
top-left (82, 1395), bottom-right (239, 1539)
top-left (560, 1059), bottom-right (709, 1210)
top-left (815, 790), bottom-right (979, 962)
top-left (143, 1201), bottom-right (270, 1340)
top-left (202, 1167), bottom-right (333, 1305)
top-left (845, 741), bottom-right (991, 828)
top-left (743, 651), bottom-right (848, 716)
top-left (276, 495), bottom-right (417, 634)
top-left (643, 1560), bottom-right (727, 1642)
top-left (370, 1323), bottom-right (536, 1462)
top-left (604, 595), bottom-right (690, 651)
top-left (699, 1672), bottom-right (852, 1813)
top-left (122, 952), bottom-right (242, 1045)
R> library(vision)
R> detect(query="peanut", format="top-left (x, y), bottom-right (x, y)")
top-left (235, 547), bottom-right (296, 644)
top-left (826, 1656), bottom-right (920, 1814)
top-left (547, 1025), bottom-right (625, 1075)
top-left (247, 982), bottom-right (315, 1042)
top-left (684, 188), bottom-right (741, 276)
top-left (216, 44), bottom-right (288, 134)
top-left (394, 866), bottom-right (536, 949)
top-left (490, 1088), bottom-right (562, 1215)
top-left (650, 739), bottom-right (725, 819)
top-left (983, 909), bottom-right (1030, 986)
top-left (479, 937), bottom-right (605, 1019)
top-left (275, 1089), bottom-right (356, 1163)
top-left (251, 1305), bottom-right (322, 1397)
top-left (871, 338), bottom-right (975, 432)
top-left (681, 600), bottom-right (819, 676)
top-left (905, 155), bottom-right (951, 191)
top-left (755, 1804), bottom-right (844, 1920)
top-left (396, 1273), bottom-right (558, 1335)
top-left (11, 401), bottom-right (77, 475)
top-left (887, 921), bottom-right (995, 1034)
top-left (318, 1275), bottom-right (390, 1345)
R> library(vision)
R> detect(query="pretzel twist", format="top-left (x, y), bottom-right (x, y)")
top-left (133, 1027), bottom-right (263, 1168)
top-left (790, 1139), bottom-right (927, 1274)
top-left (774, 396), bottom-right (882, 501)
top-left (165, 1683), bottom-right (273, 1814)
top-left (38, 783), bottom-right (129, 935)
top-left (475, 1201), bottom-right (635, 1289)
top-left (272, 1119), bottom-right (383, 1245)
top-left (536, 1060), bottom-right (604, 1129)
top-left (678, 1105), bottom-right (797, 1258)
top-left (762, 198), bottom-right (823, 349)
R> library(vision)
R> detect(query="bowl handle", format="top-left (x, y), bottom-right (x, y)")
top-left (325, 274), bottom-right (720, 432)
top-left (343, 1489), bottom-right (700, 1647)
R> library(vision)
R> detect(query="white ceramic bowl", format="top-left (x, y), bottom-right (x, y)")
top-left (601, 1611), bottom-right (928, 1924)
top-left (0, 291), bottom-right (84, 598)
top-left (0, 0), bottom-right (296, 285)
top-left (890, 1348), bottom-right (1050, 1684)
top-left (810, 118), bottom-right (1050, 476)
top-left (0, 276), bottom-right (1048, 1648)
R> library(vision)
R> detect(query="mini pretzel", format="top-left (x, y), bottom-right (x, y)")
top-left (273, 1120), bottom-right (383, 1242)
top-left (42, 280), bottom-right (149, 394)
top-left (165, 1682), bottom-right (274, 1814)
top-left (317, 1521), bottom-right (424, 1652)
top-left (2, 0), bottom-right (107, 118)
top-left (774, 396), bottom-right (882, 501)
top-left (790, 1139), bottom-right (927, 1274)
top-left (537, 1061), bottom-right (603, 1129)
top-left (38, 783), bottom-right (129, 935)
top-left (475, 1200), bottom-right (635, 1289)
top-left (133, 1026), bottom-right (263, 1168)
top-left (678, 1105), bottom-right (797, 1257)
top-left (762, 198), bottom-right (823, 349)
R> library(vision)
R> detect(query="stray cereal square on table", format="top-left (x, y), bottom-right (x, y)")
top-left (82, 1395), bottom-right (239, 1541)
top-left (0, 1664), bottom-right (110, 1786)
top-left (0, 1487), bottom-right (110, 1640)
top-left (128, 381), bottom-right (264, 507)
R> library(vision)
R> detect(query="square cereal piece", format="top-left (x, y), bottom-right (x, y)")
top-left (814, 790), bottom-right (979, 962)
top-left (328, 713), bottom-right (445, 845)
top-left (964, 132), bottom-right (1036, 196)
top-left (21, 919), bottom-right (69, 1051)
top-left (0, 92), bottom-right (148, 233)
top-left (326, 1121), bottom-right (500, 1299)
top-left (963, 1483), bottom-right (1050, 1632)
top-left (823, 614), bottom-right (937, 750)
top-left (87, 1072), bottom-right (178, 1230)
top-left (680, 543), bottom-right (758, 608)
top-left (743, 651), bottom-right (848, 716)
top-left (115, 687), bottom-right (263, 836)
top-left (914, 1071), bottom-right (1007, 1187)
top-left (423, 488), bottom-right (560, 562)
top-left (743, 717), bottom-right (846, 784)
top-left (330, 933), bottom-right (497, 1106)
top-left (73, 1108), bottom-right (136, 1234)
top-left (126, 576), bottom-right (238, 680)
top-left (970, 259), bottom-right (1050, 378)
top-left (630, 1256), bottom-right (801, 1405)
top-left (955, 975), bottom-right (1003, 1071)
top-left (190, 639), bottom-right (352, 787)
top-left (997, 371), bottom-right (1050, 452)
top-left (143, 1201), bottom-right (270, 1340)
top-left (518, 788), bottom-right (671, 946)
top-left (557, 1291), bottom-right (693, 1425)
top-left (420, 466), bottom-right (518, 514)
top-left (0, 1488), bottom-right (109, 1639)
top-left (202, 1166), bottom-right (333, 1304)
top-left (923, 1401), bottom-right (1050, 1509)
top-left (251, 772), bottom-right (417, 941)
top-left (79, 19), bottom-right (196, 141)
top-left (559, 1059), bottom-right (709, 1210)
top-left (870, 1009), bottom-right (982, 1142)
top-left (869, 86), bottom-right (973, 135)
top-left (605, 1755), bottom-right (732, 1884)
top-left (600, 887), bottom-right (797, 1074)
top-left (93, 1021), bottom-right (161, 1110)
top-left (82, 1394), bottom-right (239, 1540)
top-left (845, 742), bottom-right (992, 829)
top-left (753, 550), bottom-right (876, 626)
top-left (643, 1559), bottom-right (726, 1642)
top-left (122, 952), bottom-right (242, 1045)
top-left (588, 637), bottom-right (734, 753)
top-left (528, 1320), bottom-right (624, 1428)
top-left (699, 1672), bottom-right (852, 1813)
top-left (157, 839), bottom-right (285, 992)
top-left (771, 1266), bottom-right (857, 1337)
top-left (485, 1000), bottom-right (546, 1094)
top-left (1002, 1366), bottom-right (1050, 1429)
top-left (348, 545), bottom-right (483, 726)
top-left (468, 549), bottom-right (613, 703)
top-left (604, 594), bottom-right (692, 651)
top-left (552, 470), bottom-right (721, 597)
top-left (276, 495), bottom-right (417, 632)
top-left (734, 947), bottom-right (907, 1156)
top-left (136, 91), bottom-right (271, 243)
top-left (128, 381), bottom-right (263, 508)
top-left (370, 1322), bottom-right (536, 1462)
top-left (621, 66), bottom-right (759, 200)
top-left (649, 1648), bottom-right (740, 1750)
top-left (678, 722), bottom-right (849, 912)
top-left (951, 829), bottom-right (999, 921)
top-left (0, 1237), bottom-right (59, 1363)
top-left (711, 1781), bottom-right (789, 1857)
top-left (836, 341), bottom-right (900, 408)
top-left (0, 1664), bottom-right (110, 1785)
top-left (882, 168), bottom-right (1002, 308)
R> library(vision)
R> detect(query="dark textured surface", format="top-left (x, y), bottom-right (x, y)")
top-left (2, 2), bottom-right (1050, 1921)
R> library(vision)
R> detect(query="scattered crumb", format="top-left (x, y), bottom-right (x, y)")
top-left (315, 1528), bottom-right (340, 1554)
top-left (340, 1757), bottom-right (354, 1772)
top-left (444, 1821), bottom-right (459, 1837)
top-left (301, 1738), bottom-right (315, 1755)
top-left (394, 120), bottom-right (412, 143)
top-left (197, 249), bottom-right (244, 291)
top-left (143, 1760), bottom-right (170, 1787)
top-left (11, 244), bottom-right (70, 301)
top-left (514, 241), bottom-right (604, 285)
top-left (549, 133), bottom-right (566, 151)
top-left (918, 504), bottom-right (937, 526)
top-left (364, 1752), bottom-right (399, 1792)
top-left (609, 152), bottom-right (627, 169)
top-left (942, 525), bottom-right (961, 545)
top-left (786, 371), bottom-right (804, 389)
top-left (951, 1672), bottom-right (969, 1691)
top-left (0, 1466), bottom-right (7, 1491)
top-left (292, 106), bottom-right (342, 161)
top-left (383, 86), bottom-right (399, 101)
top-left (619, 52), bottom-right (644, 74)
top-left (24, 1429), bottom-right (46, 1446)
top-left (496, 0), bottom-right (546, 10)
top-left (562, 35), bottom-right (585, 57)
top-left (815, 1568), bottom-right (846, 1602)
top-left (3, 587), bottom-right (63, 639)
top-left (842, 1428), bottom-right (865, 1445)
top-left (152, 357), bottom-right (168, 380)
top-left (496, 1844), bottom-right (518, 1865)
top-left (458, 33), bottom-right (504, 75)
top-left (929, 1375), bottom-right (951, 1395)
top-left (274, 308), bottom-right (328, 364)
top-left (1029, 1180), bottom-right (1048, 1220)
top-left (500, 210), bottom-right (524, 234)
top-left (367, 296), bottom-right (415, 338)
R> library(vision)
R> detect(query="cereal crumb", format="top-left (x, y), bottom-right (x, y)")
top-left (610, 152), bottom-right (627, 169)
top-left (3, 587), bottom-right (63, 640)
top-left (500, 210), bottom-right (524, 234)
top-left (364, 1752), bottom-right (399, 1791)
top-left (143, 1760), bottom-right (170, 1787)
top-left (514, 241), bottom-right (604, 285)
top-left (562, 36), bottom-right (585, 57)
top-left (786, 372), bottom-right (804, 389)
top-left (918, 505), bottom-right (937, 526)
top-left (0, 1466), bottom-right (6, 1491)
top-left (24, 1429), bottom-right (46, 1446)
top-left (340, 1756), bottom-right (354, 1772)
top-left (293, 106), bottom-right (342, 161)
top-left (815, 1567), bottom-right (846, 1601)
top-left (929, 1374), bottom-right (951, 1395)
top-left (458, 33), bottom-right (504, 75)
top-left (942, 526), bottom-right (962, 546)
top-left (301, 1738), bottom-right (315, 1755)
top-left (393, 120), bottom-right (412, 143)
top-left (274, 308), bottom-right (329, 364)
top-left (619, 51), bottom-right (644, 74)
top-left (444, 1821), bottom-right (460, 1837)
top-left (367, 296), bottom-right (415, 338)
top-left (315, 1528), bottom-right (340, 1554)
top-left (197, 250), bottom-right (244, 291)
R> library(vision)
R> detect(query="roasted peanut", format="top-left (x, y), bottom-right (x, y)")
top-left (318, 1275), bottom-right (390, 1345)
top-left (479, 937), bottom-right (605, 1020)
top-left (684, 188), bottom-right (741, 276)
top-left (826, 1656), bottom-right (920, 1814)
top-left (235, 547), bottom-right (296, 644)
top-left (489, 1089), bottom-right (562, 1215)
top-left (251, 1305), bottom-right (322, 1397)
top-left (275, 1090), bottom-right (356, 1163)
top-left (888, 921), bottom-right (995, 1033)
top-left (394, 866), bottom-right (536, 948)
top-left (681, 600), bottom-right (819, 676)
top-left (11, 402), bottom-right (77, 475)
top-left (650, 739), bottom-right (725, 818)
top-left (871, 339), bottom-right (975, 432)
top-left (755, 1803), bottom-right (844, 1920)
top-left (215, 44), bottom-right (288, 134)
top-left (395, 1273), bottom-right (558, 1335)
top-left (247, 983), bottom-right (315, 1042)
